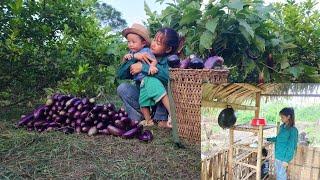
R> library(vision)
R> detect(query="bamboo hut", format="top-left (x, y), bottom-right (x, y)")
top-left (201, 83), bottom-right (320, 180)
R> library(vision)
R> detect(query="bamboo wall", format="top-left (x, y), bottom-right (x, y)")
top-left (288, 146), bottom-right (320, 180)
top-left (201, 146), bottom-right (320, 180)
top-left (201, 149), bottom-right (229, 180)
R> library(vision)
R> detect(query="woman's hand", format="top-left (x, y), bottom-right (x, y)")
top-left (149, 65), bottom-right (158, 75)
top-left (134, 53), bottom-right (154, 64)
top-left (282, 162), bottom-right (289, 168)
top-left (130, 62), bottom-right (142, 75)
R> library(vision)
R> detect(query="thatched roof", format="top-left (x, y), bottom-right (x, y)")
top-left (202, 83), bottom-right (320, 110)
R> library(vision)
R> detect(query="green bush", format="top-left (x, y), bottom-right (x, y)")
top-left (145, 0), bottom-right (320, 82)
top-left (0, 0), bottom-right (127, 106)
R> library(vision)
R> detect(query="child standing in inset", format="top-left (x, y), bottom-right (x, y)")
top-left (261, 148), bottom-right (269, 179)
top-left (122, 25), bottom-right (179, 128)
top-left (267, 107), bottom-right (298, 180)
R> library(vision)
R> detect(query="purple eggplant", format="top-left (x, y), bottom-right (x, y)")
top-left (107, 125), bottom-right (125, 136)
top-left (27, 120), bottom-right (35, 128)
top-left (130, 120), bottom-right (140, 128)
top-left (59, 110), bottom-right (66, 116)
top-left (82, 126), bottom-right (90, 133)
top-left (122, 125), bottom-right (143, 139)
top-left (179, 58), bottom-right (190, 69)
top-left (92, 105), bottom-right (103, 113)
top-left (75, 126), bottom-right (81, 134)
top-left (98, 128), bottom-right (110, 135)
top-left (73, 111), bottom-right (81, 119)
top-left (65, 118), bottom-right (71, 125)
top-left (88, 126), bottom-right (98, 136)
top-left (107, 111), bottom-right (115, 117)
top-left (80, 110), bottom-right (89, 119)
top-left (45, 98), bottom-right (54, 106)
top-left (89, 98), bottom-right (95, 104)
top-left (46, 127), bottom-right (54, 132)
top-left (118, 107), bottom-right (126, 113)
top-left (138, 130), bottom-right (153, 142)
top-left (52, 93), bottom-right (61, 101)
top-left (90, 113), bottom-right (96, 119)
top-left (77, 103), bottom-right (84, 111)
top-left (204, 56), bottom-right (224, 69)
top-left (107, 103), bottom-right (115, 111)
top-left (189, 57), bottom-right (204, 69)
top-left (80, 122), bottom-right (86, 127)
top-left (67, 107), bottom-right (76, 115)
top-left (114, 120), bottom-right (125, 129)
top-left (65, 97), bottom-right (79, 107)
top-left (33, 121), bottom-right (44, 128)
top-left (101, 114), bottom-right (108, 120)
top-left (73, 100), bottom-right (82, 107)
top-left (57, 106), bottom-right (63, 111)
top-left (96, 122), bottom-right (105, 130)
top-left (17, 113), bottom-right (34, 127)
top-left (168, 54), bottom-right (181, 68)
top-left (45, 116), bottom-right (51, 121)
top-left (33, 105), bottom-right (46, 120)
top-left (84, 117), bottom-right (92, 123)
top-left (82, 98), bottom-right (89, 105)
top-left (60, 127), bottom-right (74, 134)
top-left (71, 122), bottom-right (76, 127)
top-left (75, 119), bottom-right (82, 126)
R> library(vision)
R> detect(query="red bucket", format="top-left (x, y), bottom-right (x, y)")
top-left (251, 118), bottom-right (266, 126)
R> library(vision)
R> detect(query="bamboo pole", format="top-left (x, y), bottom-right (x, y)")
top-left (228, 127), bottom-right (234, 180)
top-left (202, 101), bottom-right (257, 111)
top-left (256, 125), bottom-right (263, 180)
top-left (255, 92), bottom-right (261, 118)
top-left (237, 83), bottom-right (264, 92)
top-left (261, 94), bottom-right (320, 97)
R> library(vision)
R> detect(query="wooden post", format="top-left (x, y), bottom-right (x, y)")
top-left (255, 92), bottom-right (261, 118)
top-left (228, 127), bottom-right (234, 180)
top-left (256, 125), bottom-right (263, 180)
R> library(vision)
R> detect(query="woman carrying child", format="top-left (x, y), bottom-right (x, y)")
top-left (117, 23), bottom-right (180, 129)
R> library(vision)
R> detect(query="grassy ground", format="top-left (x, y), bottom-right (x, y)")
top-left (0, 105), bottom-right (200, 179)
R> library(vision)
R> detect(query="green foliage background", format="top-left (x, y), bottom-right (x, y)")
top-left (0, 0), bottom-right (127, 107)
top-left (145, 0), bottom-right (320, 83)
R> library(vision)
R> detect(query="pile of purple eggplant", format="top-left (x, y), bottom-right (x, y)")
top-left (168, 54), bottom-right (225, 69)
top-left (16, 93), bottom-right (153, 142)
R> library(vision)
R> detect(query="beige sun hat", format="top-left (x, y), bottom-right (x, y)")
top-left (122, 23), bottom-right (151, 46)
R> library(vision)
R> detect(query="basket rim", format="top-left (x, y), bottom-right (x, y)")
top-left (169, 68), bottom-right (229, 73)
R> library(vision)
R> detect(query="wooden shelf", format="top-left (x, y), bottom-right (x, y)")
top-left (229, 122), bottom-right (276, 180)
top-left (232, 123), bottom-right (276, 132)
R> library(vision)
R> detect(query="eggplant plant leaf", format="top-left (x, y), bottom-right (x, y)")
top-left (205, 17), bottom-right (219, 34)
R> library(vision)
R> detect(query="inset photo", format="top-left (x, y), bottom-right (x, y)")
top-left (201, 83), bottom-right (320, 180)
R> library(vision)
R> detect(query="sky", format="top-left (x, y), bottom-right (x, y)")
top-left (102, 0), bottom-right (169, 25)
top-left (103, 0), bottom-right (319, 26)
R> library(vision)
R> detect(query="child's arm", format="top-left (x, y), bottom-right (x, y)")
top-left (148, 59), bottom-right (158, 75)
top-left (133, 52), bottom-right (154, 64)
top-left (141, 61), bottom-right (169, 85)
top-left (123, 53), bottom-right (134, 62)
top-left (266, 137), bottom-right (277, 142)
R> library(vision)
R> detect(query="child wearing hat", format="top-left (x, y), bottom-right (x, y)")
top-left (122, 23), bottom-right (158, 80)
top-left (121, 23), bottom-right (171, 127)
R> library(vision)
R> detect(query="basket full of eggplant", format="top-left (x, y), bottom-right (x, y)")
top-left (17, 93), bottom-right (153, 142)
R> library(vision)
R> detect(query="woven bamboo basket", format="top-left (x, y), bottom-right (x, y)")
top-left (169, 68), bottom-right (229, 143)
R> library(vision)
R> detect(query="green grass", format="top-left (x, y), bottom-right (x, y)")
top-left (0, 105), bottom-right (200, 179)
